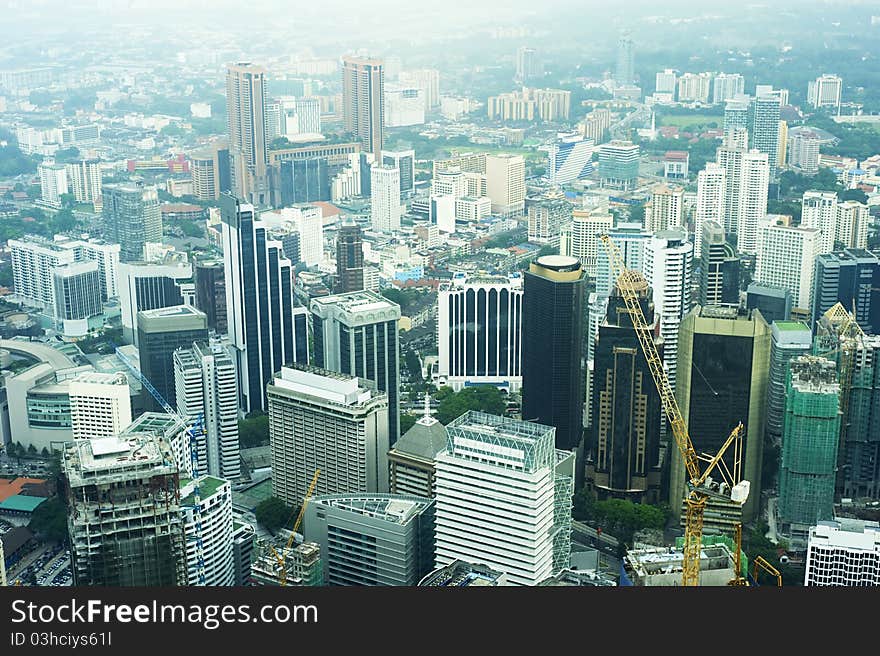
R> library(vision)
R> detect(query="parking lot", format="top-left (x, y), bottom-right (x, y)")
top-left (5, 542), bottom-right (71, 587)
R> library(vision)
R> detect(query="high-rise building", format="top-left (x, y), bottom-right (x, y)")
top-left (63, 432), bottom-right (187, 586)
top-left (221, 193), bottom-right (309, 413)
top-left (102, 181), bottom-right (162, 262)
top-left (119, 256), bottom-right (193, 345)
top-left (699, 221), bottom-right (740, 307)
top-left (522, 255), bottom-right (586, 451)
top-left (694, 164), bottom-right (726, 258)
top-left (190, 143), bottom-right (231, 201)
top-left (569, 210), bottom-right (613, 278)
top-left (387, 398), bottom-right (448, 498)
top-left (840, 335), bottom-right (880, 499)
top-left (260, 204), bottom-right (324, 267)
top-left (765, 321), bottom-right (813, 447)
top-left (278, 158), bottom-right (330, 205)
top-left (723, 98), bottom-right (750, 137)
top-left (655, 69), bottom-right (677, 95)
top-left (310, 291), bottom-right (401, 442)
top-left (437, 272), bottom-right (523, 392)
top-left (746, 283), bottom-right (792, 325)
top-left (66, 159), bottom-right (102, 208)
top-left (38, 161), bottom-right (68, 208)
top-left (677, 72), bottom-right (712, 104)
top-left (778, 120), bottom-right (789, 168)
top-left (738, 150), bottom-right (771, 255)
top-left (193, 260), bottom-right (227, 334)
top-left (615, 33), bottom-right (635, 85)
top-left (174, 341), bottom-right (241, 480)
top-left (516, 46), bottom-right (543, 84)
top-left (755, 220), bottom-right (821, 310)
top-left (485, 154), bottom-right (526, 217)
top-left (598, 141), bottom-right (640, 191)
top-left (804, 519), bottom-right (880, 586)
top-left (778, 356), bottom-right (839, 547)
top-left (673, 305), bottom-right (771, 523)
top-left (231, 521), bottom-right (255, 585)
top-left (712, 73), bottom-right (745, 104)
top-left (807, 74), bottom-right (843, 111)
top-left (787, 130), bottom-right (821, 174)
top-left (486, 88), bottom-right (571, 122)
top-left (434, 411), bottom-right (575, 586)
top-left (382, 149), bottom-right (415, 198)
top-left (370, 165), bottom-right (401, 232)
top-left (810, 249), bottom-right (880, 334)
top-left (385, 85), bottom-right (425, 127)
top-left (399, 69), bottom-right (441, 109)
top-left (581, 108), bottom-right (612, 145)
top-left (527, 198), bottom-right (572, 246)
top-left (751, 95), bottom-right (781, 178)
top-left (644, 183), bottom-right (683, 233)
top-left (547, 133), bottom-right (594, 186)
top-left (644, 228), bottom-right (693, 391)
top-left (267, 364), bottom-right (390, 507)
top-left (226, 63), bottom-right (270, 206)
top-left (835, 200), bottom-right (870, 251)
top-left (68, 371), bottom-right (132, 440)
top-left (801, 190), bottom-right (839, 254)
top-left (594, 226), bottom-right (652, 298)
top-left (335, 221), bottom-right (364, 294)
top-left (180, 476), bottom-right (234, 586)
top-left (715, 139), bottom-right (746, 235)
top-left (52, 261), bottom-right (103, 335)
top-left (586, 274), bottom-right (662, 503)
top-left (304, 494), bottom-right (434, 586)
top-left (342, 56), bottom-right (384, 161)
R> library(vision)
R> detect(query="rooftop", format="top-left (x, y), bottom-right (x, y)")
top-left (0, 494), bottom-right (47, 513)
top-left (419, 560), bottom-right (507, 586)
top-left (0, 477), bottom-right (47, 503)
top-left (774, 321), bottom-right (810, 332)
top-left (310, 494), bottom-right (433, 526)
top-left (180, 476), bottom-right (227, 506)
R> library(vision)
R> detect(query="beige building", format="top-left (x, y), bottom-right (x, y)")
top-left (342, 55), bottom-right (384, 161)
top-left (644, 183), bottom-right (684, 233)
top-left (226, 63), bottom-right (270, 206)
top-left (487, 88), bottom-right (571, 122)
top-left (485, 154), bottom-right (525, 217)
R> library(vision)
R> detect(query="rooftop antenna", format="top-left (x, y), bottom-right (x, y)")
top-left (418, 392), bottom-right (438, 426)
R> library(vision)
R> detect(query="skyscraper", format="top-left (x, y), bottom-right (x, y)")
top-left (736, 150), bottom-right (770, 255)
top-left (335, 221), bottom-right (364, 294)
top-left (615, 33), bottom-right (635, 86)
top-left (180, 476), bottom-right (234, 586)
top-left (699, 221), bottom-right (739, 307)
top-left (835, 200), bottom-right (870, 251)
top-left (382, 149), bottom-right (415, 198)
top-left (279, 158), bottom-right (330, 205)
top-left (521, 255), bottom-right (586, 451)
top-left (807, 74), bottom-right (843, 111)
top-left (804, 519), bottom-right (880, 586)
top-left (515, 46), bottom-right (542, 84)
top-left (52, 261), bottom-right (103, 335)
top-left (801, 190), bottom-right (838, 254)
top-left (221, 193), bottom-right (310, 414)
top-left (193, 260), bottom-right (227, 334)
top-left (102, 181), bottom-right (162, 262)
top-left (226, 63), bottom-right (270, 206)
top-left (694, 164), bottom-right (726, 258)
top-left (712, 73), bottom-right (745, 104)
top-left (68, 372), bottom-right (132, 440)
top-left (765, 321), bottom-right (813, 447)
top-left (434, 411), bottom-right (575, 586)
top-left (644, 183), bottom-right (684, 233)
top-left (342, 55), bottom-right (384, 161)
top-left (751, 94), bottom-right (781, 178)
top-left (485, 154), bottom-right (526, 218)
top-left (527, 198), bottom-right (572, 246)
top-left (370, 165), bottom-right (401, 232)
top-left (598, 141), bottom-right (640, 191)
top-left (840, 335), bottom-right (880, 499)
top-left (547, 133), bottom-right (594, 186)
top-left (755, 221), bottom-right (821, 310)
top-left (568, 210), bottom-right (613, 278)
top-left (119, 256), bottom-right (193, 345)
top-left (810, 249), bottom-right (880, 334)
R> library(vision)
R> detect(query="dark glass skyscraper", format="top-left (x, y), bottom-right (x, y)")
top-left (194, 260), bottom-right (227, 334)
top-left (521, 255), bottom-right (586, 451)
top-left (102, 181), bottom-right (162, 262)
top-left (335, 222), bottom-right (364, 294)
top-left (811, 249), bottom-right (880, 334)
top-left (279, 158), bottom-right (330, 206)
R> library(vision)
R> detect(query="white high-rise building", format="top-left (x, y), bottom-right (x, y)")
top-left (400, 68), bottom-right (440, 109)
top-left (8, 236), bottom-right (77, 311)
top-left (68, 372), bottom-right (132, 440)
top-left (835, 200), bottom-right (869, 250)
top-left (644, 184), bottom-right (684, 233)
top-left (371, 165), bottom-right (401, 233)
top-left (485, 154), bottom-right (525, 218)
top-left (787, 131), bottom-right (821, 174)
top-left (547, 133), bottom-right (594, 185)
top-left (431, 195), bottom-right (456, 233)
top-left (434, 411), bottom-right (575, 586)
top-left (174, 341), bottom-right (241, 480)
top-left (119, 257), bottom-right (194, 345)
top-left (644, 228), bottom-right (693, 390)
top-left (804, 519), bottom-right (880, 586)
top-left (737, 150), bottom-right (770, 255)
top-left (712, 73), bottom-right (745, 104)
top-left (528, 199), bottom-right (572, 246)
top-left (569, 210), bottom-right (613, 277)
top-left (38, 161), bottom-right (68, 208)
top-left (677, 72), bottom-right (712, 103)
top-left (655, 69), bottom-right (677, 94)
top-left (180, 476), bottom-right (234, 586)
top-left (755, 221), bottom-right (821, 310)
top-left (807, 74), bottom-right (842, 110)
top-left (801, 190), bottom-right (838, 254)
top-left (695, 164), bottom-right (726, 258)
top-left (385, 86), bottom-right (425, 127)
top-left (260, 205), bottom-right (324, 267)
top-left (437, 273), bottom-right (523, 392)
top-left (66, 159), bottom-right (103, 208)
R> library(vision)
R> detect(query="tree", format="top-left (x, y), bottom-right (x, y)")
top-left (400, 413), bottom-right (417, 435)
top-left (404, 349), bottom-right (422, 382)
top-left (28, 498), bottom-right (68, 542)
top-left (254, 496), bottom-right (297, 534)
top-left (435, 386), bottom-right (507, 424)
top-left (238, 413), bottom-right (269, 449)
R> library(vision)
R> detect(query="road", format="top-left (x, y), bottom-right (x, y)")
top-left (766, 496), bottom-right (779, 544)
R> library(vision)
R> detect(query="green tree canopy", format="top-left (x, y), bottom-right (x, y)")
top-left (28, 497), bottom-right (68, 542)
top-left (435, 386), bottom-right (507, 424)
top-left (254, 496), bottom-right (297, 534)
top-left (238, 413), bottom-right (269, 449)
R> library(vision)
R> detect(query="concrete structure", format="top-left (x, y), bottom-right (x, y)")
top-left (664, 151), bottom-right (689, 180)
top-left (805, 519), bottom-right (880, 586)
top-left (755, 220), bottom-right (821, 310)
top-left (485, 154), bottom-right (525, 218)
top-left (737, 150), bottom-right (770, 255)
top-left (52, 261), bottom-right (102, 336)
top-left (433, 411), bottom-right (575, 586)
top-left (547, 133), bottom-right (593, 185)
top-left (303, 494), bottom-right (434, 586)
top-left (38, 161), bottom-right (68, 208)
top-left (569, 210), bottom-right (613, 278)
top-left (616, 33), bottom-right (635, 85)
top-left (595, 227), bottom-right (652, 298)
top-left (260, 204), bottom-right (324, 267)
top-left (335, 222), bottom-right (364, 294)
top-left (388, 397), bottom-right (447, 498)
top-left (119, 256), bottom-right (193, 345)
top-left (226, 63), bottom-right (270, 206)
top-left (765, 321), bottom-right (813, 447)
top-left (807, 74), bottom-right (843, 111)
top-left (268, 364), bottom-right (390, 507)
top-left (486, 88), bottom-right (570, 122)
top-left (66, 159), bottom-right (103, 208)
top-left (68, 372), bottom-right (132, 440)
top-left (231, 521), bottom-right (255, 585)
top-left (788, 130), bottom-right (821, 174)
top-left (370, 165), bottom-right (401, 232)
top-left (713, 73), bottom-right (745, 104)
top-left (694, 164), bottom-right (726, 258)
top-left (678, 72), bottom-right (712, 104)
top-left (382, 149), bottom-right (415, 198)
top-left (746, 283), bottom-right (792, 325)
top-left (801, 190), bottom-right (839, 254)
top-left (102, 181), bottom-right (162, 262)
top-left (655, 69), bottom-right (677, 95)
top-left (400, 68), bottom-right (440, 109)
top-left (644, 184), bottom-right (684, 233)
top-left (621, 543), bottom-right (737, 586)
top-left (515, 46), bottom-right (542, 84)
top-left (342, 55), bottom-right (384, 161)
top-left (835, 201), bottom-right (869, 251)
top-left (527, 198), bottom-right (572, 246)
top-left (598, 141), bottom-right (639, 191)
top-left (385, 85), bottom-right (424, 127)
top-left (180, 476), bottom-right (234, 586)
top-left (699, 221), bottom-right (739, 308)
top-left (190, 144), bottom-right (230, 201)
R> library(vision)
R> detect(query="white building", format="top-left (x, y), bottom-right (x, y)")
top-left (655, 69), bottom-right (677, 95)
top-left (807, 74), bottom-right (842, 110)
top-left (400, 68), bottom-right (440, 109)
top-left (805, 519), bottom-right (880, 586)
top-left (260, 205), bottom-right (324, 267)
top-left (440, 96), bottom-right (472, 121)
top-left (174, 341), bottom-right (241, 480)
top-left (694, 164), bottom-right (726, 258)
top-left (371, 165), bottom-right (402, 233)
top-left (787, 131), bottom-right (821, 175)
top-left (485, 154), bottom-right (525, 218)
top-left (547, 133), bottom-right (594, 185)
top-left (434, 411), bottom-right (575, 586)
top-left (644, 184), bottom-right (684, 233)
top-left (755, 221), bottom-right (821, 310)
top-left (9, 235), bottom-right (77, 311)
top-left (66, 159), bottom-right (103, 208)
top-left (180, 476), bottom-right (234, 586)
top-left (38, 161), bottom-right (68, 208)
top-left (801, 190), bottom-right (838, 254)
top-left (736, 150), bottom-right (770, 255)
top-left (455, 196), bottom-right (491, 223)
top-left (385, 86), bottom-right (425, 127)
top-left (569, 210), bottom-right (613, 277)
top-left (835, 200), bottom-right (869, 250)
top-left (528, 199), bottom-right (572, 246)
top-left (437, 273), bottom-right (523, 392)
top-left (68, 372), bottom-right (132, 440)
top-left (677, 72), bottom-right (712, 103)
top-left (712, 73), bottom-right (745, 104)
top-left (431, 194), bottom-right (456, 233)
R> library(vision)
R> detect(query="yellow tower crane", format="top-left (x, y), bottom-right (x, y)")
top-left (753, 555), bottom-right (782, 587)
top-left (600, 234), bottom-right (750, 586)
top-left (270, 469), bottom-right (320, 586)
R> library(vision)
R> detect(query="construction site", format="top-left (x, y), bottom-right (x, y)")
top-left (620, 541), bottom-right (739, 587)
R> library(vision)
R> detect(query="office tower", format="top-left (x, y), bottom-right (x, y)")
top-left (400, 69), bottom-right (441, 109)
top-left (644, 184), bottom-right (683, 233)
top-left (7, 236), bottom-right (70, 310)
top-left (66, 159), bottom-right (102, 207)
top-left (38, 161), bottom-right (68, 208)
top-left (804, 519), bottom-right (880, 586)
top-left (516, 46), bottom-right (542, 83)
top-left (713, 73), bottom-right (745, 104)
top-left (718, 149), bottom-right (768, 254)
top-left (755, 221), bottom-right (821, 310)
top-left (261, 204), bottom-right (324, 267)
top-left (119, 256), bottom-right (193, 345)
top-left (547, 133), bottom-right (594, 186)
top-left (673, 306), bottom-right (771, 523)
top-left (699, 221), bottom-right (740, 307)
top-left (486, 88), bottom-right (571, 122)
top-left (841, 335), bottom-right (880, 499)
top-left (174, 341), bottom-right (240, 480)
top-left (694, 164), bottom-right (726, 258)
top-left (265, 100), bottom-right (282, 143)
top-left (102, 182), bottom-right (162, 262)
top-left (644, 229), bottom-right (693, 391)
top-left (335, 221), bottom-right (364, 294)
top-left (723, 97), bottom-right (750, 136)
top-left (802, 190), bottom-right (839, 254)
top-left (310, 291), bottom-right (401, 442)
top-left (615, 33), bottom-right (635, 85)
top-left (180, 476), bottom-right (234, 586)
top-left (304, 494), bottom-right (434, 586)
top-left (434, 411), bottom-right (575, 586)
top-left (528, 198), bottom-right (572, 246)
top-left (746, 283), bottom-right (792, 324)
top-left (788, 130), bottom-right (821, 174)
top-left (777, 356), bottom-right (839, 547)
top-left (594, 226), bottom-right (652, 298)
top-left (751, 95), bottom-right (781, 178)
top-left (836, 201), bottom-right (869, 250)
top-left (382, 149), bottom-right (415, 198)
top-left (221, 194), bottom-right (309, 414)
top-left (485, 154), bottom-right (526, 217)
top-left (569, 210), bottom-right (613, 277)
top-left (52, 261), bottom-right (102, 335)
top-left (385, 85), bottom-right (425, 127)
top-left (811, 250), bottom-right (880, 334)
top-left (522, 255), bottom-right (586, 450)
top-left (231, 522), bottom-right (255, 585)
top-left (765, 321), bottom-right (813, 447)
top-left (137, 305), bottom-right (208, 411)
top-left (388, 398), bottom-right (447, 498)
top-left (342, 55), bottom-right (384, 161)
top-left (581, 108), bottom-right (612, 145)
top-left (68, 371), bottom-right (132, 440)
top-left (655, 69), bottom-right (677, 94)
top-left (191, 144), bottom-right (231, 201)
top-left (267, 364), bottom-right (390, 507)
top-left (586, 275), bottom-right (662, 503)
top-left (279, 158), bottom-right (330, 205)
top-left (63, 432), bottom-right (187, 586)
top-left (226, 63), bottom-right (270, 206)
top-left (807, 74), bottom-right (843, 110)
top-left (778, 120), bottom-right (789, 168)
top-left (598, 141), bottom-right (640, 191)
top-left (677, 72), bottom-right (712, 104)
top-left (371, 165), bottom-right (401, 232)
top-left (437, 272), bottom-right (523, 392)
top-left (193, 260), bottom-right (227, 334)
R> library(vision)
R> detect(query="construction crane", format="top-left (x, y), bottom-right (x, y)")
top-left (753, 556), bottom-right (782, 586)
top-left (270, 469), bottom-right (320, 586)
top-left (113, 345), bottom-right (207, 585)
top-left (600, 234), bottom-right (749, 586)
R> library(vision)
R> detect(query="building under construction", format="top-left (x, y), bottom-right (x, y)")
top-left (620, 541), bottom-right (738, 587)
top-left (250, 539), bottom-right (322, 586)
top-left (63, 432), bottom-right (186, 586)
